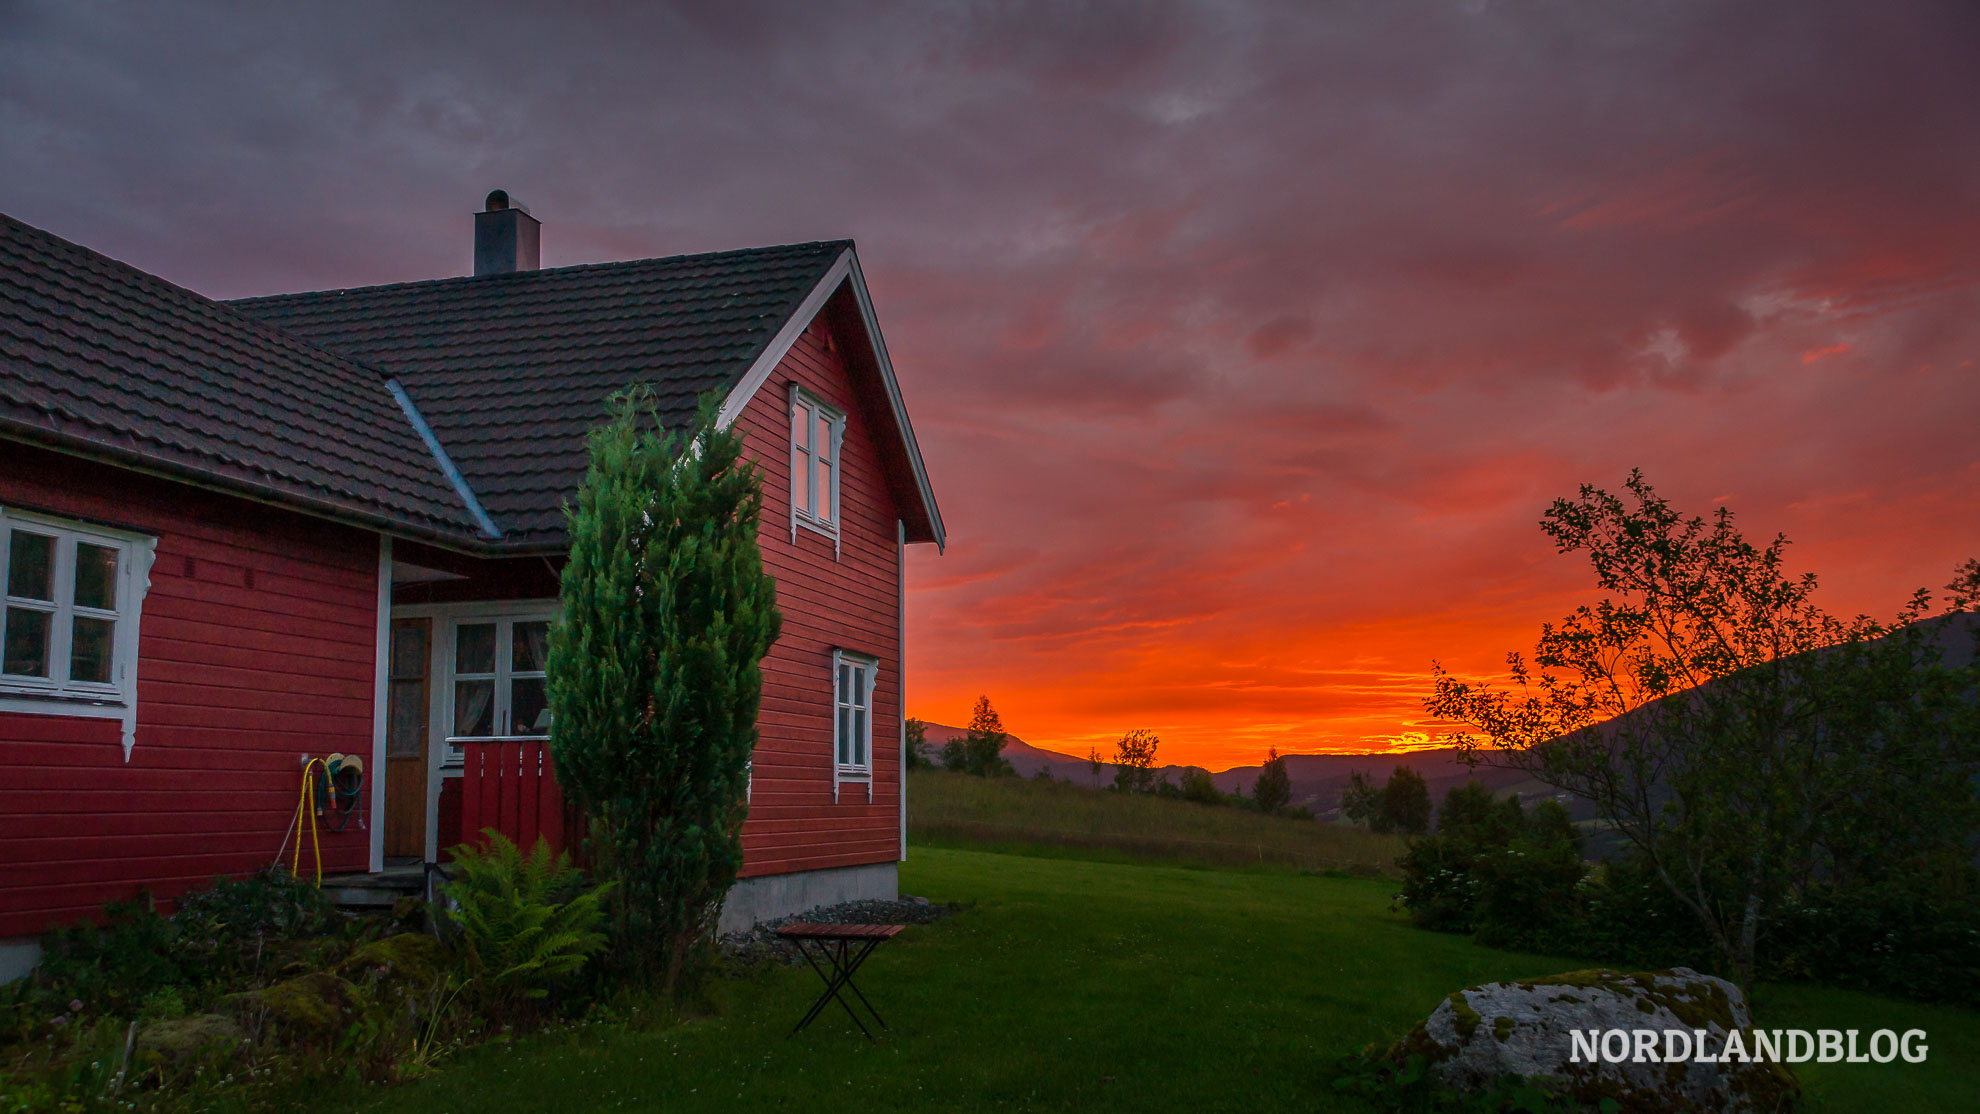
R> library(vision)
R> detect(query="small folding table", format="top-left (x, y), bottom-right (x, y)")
top-left (775, 922), bottom-right (904, 1039)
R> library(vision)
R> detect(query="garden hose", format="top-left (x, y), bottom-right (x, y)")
top-left (281, 757), bottom-right (325, 885)
top-left (271, 756), bottom-right (367, 883)
top-left (319, 753), bottom-right (366, 833)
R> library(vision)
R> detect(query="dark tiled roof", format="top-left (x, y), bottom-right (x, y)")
top-left (0, 213), bottom-right (484, 542)
top-left (230, 241), bottom-right (851, 546)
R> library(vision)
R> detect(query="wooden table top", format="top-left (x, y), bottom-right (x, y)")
top-left (775, 922), bottom-right (905, 940)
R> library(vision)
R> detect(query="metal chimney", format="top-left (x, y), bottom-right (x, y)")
top-left (473, 189), bottom-right (540, 276)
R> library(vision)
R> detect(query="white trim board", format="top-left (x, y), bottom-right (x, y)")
top-left (368, 536), bottom-right (392, 873)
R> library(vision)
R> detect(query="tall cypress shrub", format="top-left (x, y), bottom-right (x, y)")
top-left (547, 389), bottom-right (781, 990)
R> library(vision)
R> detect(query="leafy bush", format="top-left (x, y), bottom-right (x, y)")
top-left (25, 899), bottom-right (183, 1021)
top-left (1403, 793), bottom-right (1980, 1007)
top-left (1760, 871), bottom-right (1980, 1005)
top-left (441, 832), bottom-right (614, 1011)
top-left (1399, 783), bottom-right (1586, 942)
top-left (170, 869), bottom-right (340, 984)
top-left (1179, 767), bottom-right (1222, 804)
top-left (1470, 801), bottom-right (1587, 949)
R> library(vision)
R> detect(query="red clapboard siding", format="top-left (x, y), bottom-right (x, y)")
top-left (0, 446), bottom-right (376, 938)
top-left (728, 314), bottom-right (905, 880)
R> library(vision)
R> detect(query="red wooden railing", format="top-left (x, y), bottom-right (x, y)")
top-left (455, 738), bottom-right (574, 858)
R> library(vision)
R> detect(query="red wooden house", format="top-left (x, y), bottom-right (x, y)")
top-left (0, 195), bottom-right (943, 978)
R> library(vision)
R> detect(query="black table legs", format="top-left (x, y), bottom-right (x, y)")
top-left (790, 935), bottom-right (889, 1039)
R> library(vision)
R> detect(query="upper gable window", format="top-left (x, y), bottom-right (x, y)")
top-left (789, 385), bottom-right (844, 540)
top-left (1, 509), bottom-right (151, 723)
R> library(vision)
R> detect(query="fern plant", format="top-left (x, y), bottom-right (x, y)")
top-left (440, 832), bottom-right (614, 1011)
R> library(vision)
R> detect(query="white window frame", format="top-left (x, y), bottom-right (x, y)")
top-left (831, 648), bottom-right (878, 802)
top-left (439, 612), bottom-right (555, 767)
top-left (0, 507), bottom-right (155, 759)
top-left (789, 384), bottom-right (845, 556)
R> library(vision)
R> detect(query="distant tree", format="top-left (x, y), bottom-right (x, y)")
top-left (903, 717), bottom-right (930, 770)
top-left (1376, 765), bottom-right (1433, 835)
top-left (1180, 766), bottom-right (1222, 804)
top-left (1340, 769), bottom-right (1379, 826)
top-left (1427, 472), bottom-right (1980, 986)
top-left (1087, 746), bottom-right (1105, 784)
top-left (952, 695), bottom-right (1015, 778)
top-left (1112, 729), bottom-right (1161, 793)
top-left (1253, 748), bottom-right (1293, 815)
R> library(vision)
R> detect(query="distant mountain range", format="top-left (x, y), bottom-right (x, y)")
top-left (916, 722), bottom-right (1545, 821)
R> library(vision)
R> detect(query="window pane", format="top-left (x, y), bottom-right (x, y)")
top-left (387, 679), bottom-right (424, 757)
top-left (838, 705), bottom-right (850, 765)
top-left (6, 532), bottom-right (54, 602)
top-left (73, 543), bottom-right (119, 611)
top-left (791, 402), bottom-right (808, 451)
top-left (815, 413), bottom-right (832, 462)
top-left (455, 623), bottom-right (495, 675)
top-left (70, 616), bottom-right (114, 684)
top-left (511, 677), bottom-right (550, 736)
top-left (852, 665), bottom-right (868, 709)
top-left (2, 607), bottom-right (51, 677)
top-left (512, 621), bottom-right (550, 673)
top-left (837, 662), bottom-right (851, 703)
top-left (454, 678), bottom-right (495, 736)
top-left (390, 626), bottom-right (427, 680)
top-left (817, 459), bottom-right (833, 522)
top-left (853, 707), bottom-right (866, 766)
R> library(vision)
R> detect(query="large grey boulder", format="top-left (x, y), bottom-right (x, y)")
top-left (1392, 967), bottom-right (1798, 1113)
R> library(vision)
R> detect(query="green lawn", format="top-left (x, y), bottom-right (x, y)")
top-left (293, 848), bottom-right (1978, 1113)
top-left (908, 769), bottom-right (1404, 875)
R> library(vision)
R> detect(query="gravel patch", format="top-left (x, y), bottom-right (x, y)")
top-left (719, 894), bottom-right (961, 967)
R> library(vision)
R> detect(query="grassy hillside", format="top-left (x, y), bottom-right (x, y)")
top-left (908, 769), bottom-right (1405, 876)
top-left (294, 848), bottom-right (1980, 1114)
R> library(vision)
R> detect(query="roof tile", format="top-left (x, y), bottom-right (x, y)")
top-left (0, 213), bottom-right (483, 541)
top-left (229, 241), bottom-right (848, 546)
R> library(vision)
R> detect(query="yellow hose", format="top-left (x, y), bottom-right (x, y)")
top-left (293, 758), bottom-right (325, 885)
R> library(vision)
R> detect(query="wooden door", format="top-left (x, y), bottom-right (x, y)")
top-left (382, 618), bottom-right (431, 858)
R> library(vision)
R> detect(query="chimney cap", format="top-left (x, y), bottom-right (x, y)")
top-left (483, 189), bottom-right (529, 215)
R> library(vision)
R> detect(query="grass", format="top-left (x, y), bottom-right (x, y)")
top-left (275, 846), bottom-right (1979, 1114)
top-left (908, 769), bottom-right (1405, 875)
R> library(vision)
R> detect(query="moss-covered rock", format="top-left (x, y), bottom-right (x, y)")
top-left (134, 1012), bottom-right (244, 1073)
top-left (336, 933), bottom-right (446, 995)
top-left (1389, 967), bottom-right (1798, 1113)
top-left (235, 971), bottom-right (360, 1041)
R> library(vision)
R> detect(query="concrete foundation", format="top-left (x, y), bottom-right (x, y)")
top-left (0, 939), bottom-right (42, 984)
top-left (718, 861), bottom-right (898, 934)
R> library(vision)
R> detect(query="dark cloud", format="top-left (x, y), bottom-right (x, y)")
top-left (3, 0), bottom-right (1975, 762)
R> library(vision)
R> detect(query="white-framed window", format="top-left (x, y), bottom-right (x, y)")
top-left (790, 384), bottom-right (845, 544)
top-left (444, 616), bottom-right (552, 765)
top-left (0, 507), bottom-right (154, 755)
top-left (832, 649), bottom-right (878, 787)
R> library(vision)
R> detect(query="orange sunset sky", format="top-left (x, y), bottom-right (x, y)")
top-left (4, 3), bottom-right (1974, 768)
